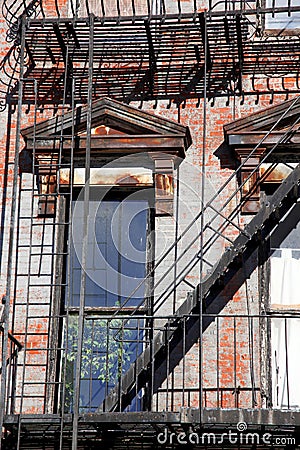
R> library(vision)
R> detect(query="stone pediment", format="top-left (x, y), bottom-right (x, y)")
top-left (21, 97), bottom-right (192, 217)
top-left (224, 97), bottom-right (300, 149)
top-left (223, 97), bottom-right (300, 214)
top-left (21, 97), bottom-right (192, 158)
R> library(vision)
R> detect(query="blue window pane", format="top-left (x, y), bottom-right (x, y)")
top-left (65, 317), bottom-right (144, 413)
top-left (265, 0), bottom-right (300, 29)
top-left (65, 198), bottom-right (149, 412)
top-left (68, 199), bottom-right (148, 307)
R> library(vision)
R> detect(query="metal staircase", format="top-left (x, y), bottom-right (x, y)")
top-left (99, 100), bottom-right (300, 413)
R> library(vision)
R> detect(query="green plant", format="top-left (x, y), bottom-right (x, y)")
top-left (63, 315), bottom-right (140, 412)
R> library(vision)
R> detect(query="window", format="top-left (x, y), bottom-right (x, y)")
top-left (265, 0), bottom-right (300, 32)
top-left (269, 202), bottom-right (300, 409)
top-left (76, 0), bottom-right (151, 17)
top-left (64, 189), bottom-right (153, 412)
top-left (69, 194), bottom-right (149, 308)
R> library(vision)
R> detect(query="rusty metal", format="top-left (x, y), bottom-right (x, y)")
top-left (154, 158), bottom-right (174, 216)
top-left (260, 163), bottom-right (296, 183)
top-left (59, 167), bottom-right (153, 186)
top-left (2, 11), bottom-right (297, 108)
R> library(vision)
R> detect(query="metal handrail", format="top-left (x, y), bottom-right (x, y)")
top-left (111, 95), bottom-right (300, 322)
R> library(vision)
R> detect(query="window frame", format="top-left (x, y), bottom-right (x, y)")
top-left (57, 185), bottom-right (155, 413)
top-left (64, 185), bottom-right (155, 315)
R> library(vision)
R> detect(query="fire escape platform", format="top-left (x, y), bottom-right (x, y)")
top-left (4, 409), bottom-right (300, 433)
top-left (6, 9), bottom-right (300, 106)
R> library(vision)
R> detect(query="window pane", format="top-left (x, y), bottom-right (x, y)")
top-left (265, 0), bottom-right (300, 29)
top-left (68, 199), bottom-right (148, 308)
top-left (64, 316), bottom-right (144, 412)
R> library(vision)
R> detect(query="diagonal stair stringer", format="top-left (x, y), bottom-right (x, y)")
top-left (99, 163), bottom-right (300, 413)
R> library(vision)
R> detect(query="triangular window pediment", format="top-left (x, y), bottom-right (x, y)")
top-left (224, 97), bottom-right (300, 147)
top-left (20, 97), bottom-right (192, 217)
top-left (22, 97), bottom-right (192, 143)
top-left (222, 97), bottom-right (300, 214)
top-left (21, 97), bottom-right (192, 170)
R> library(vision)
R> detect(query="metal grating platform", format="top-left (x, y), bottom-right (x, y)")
top-left (1, 8), bottom-right (300, 108)
top-left (3, 410), bottom-right (300, 449)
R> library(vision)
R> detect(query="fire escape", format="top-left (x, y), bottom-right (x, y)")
top-left (1, 0), bottom-right (300, 449)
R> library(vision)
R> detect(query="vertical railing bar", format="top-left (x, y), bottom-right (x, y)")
top-left (59, 74), bottom-right (76, 450)
top-left (7, 124), bottom-right (21, 418)
top-left (10, 342), bottom-right (18, 414)
top-left (268, 315), bottom-right (273, 407)
top-left (71, 13), bottom-right (94, 450)
top-left (75, 0), bottom-right (80, 19)
top-left (43, 172), bottom-right (56, 413)
top-left (245, 274), bottom-right (257, 408)
top-left (6, 17), bottom-right (26, 450)
top-left (135, 318), bottom-right (140, 411)
top-left (182, 317), bottom-right (186, 407)
top-left (147, 0), bottom-right (151, 16)
top-left (116, 0), bottom-right (121, 17)
top-left (131, 0), bottom-right (136, 17)
top-left (100, 0), bottom-right (106, 18)
top-left (118, 322), bottom-right (124, 412)
top-left (1, 99), bottom-right (13, 346)
top-left (234, 316), bottom-right (237, 408)
top-left (104, 319), bottom-right (110, 410)
top-left (139, 318), bottom-right (143, 409)
top-left (55, 0), bottom-right (60, 17)
top-left (250, 316), bottom-right (256, 407)
top-left (172, 165), bottom-right (180, 315)
top-left (151, 319), bottom-right (155, 410)
top-left (89, 320), bottom-right (95, 411)
top-left (177, 0), bottom-right (181, 16)
top-left (217, 316), bottom-right (220, 408)
top-left (5, 339), bottom-right (12, 414)
top-left (117, 203), bottom-right (122, 310)
top-left (70, 0), bottom-right (76, 18)
top-left (166, 319), bottom-right (170, 411)
top-left (117, 203), bottom-right (123, 413)
top-left (284, 318), bottom-right (290, 409)
top-left (85, 0), bottom-right (90, 16)
top-left (198, 10), bottom-right (208, 426)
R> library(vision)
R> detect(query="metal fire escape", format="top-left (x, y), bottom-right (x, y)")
top-left (99, 97), bottom-right (300, 413)
top-left (1, 0), bottom-right (300, 449)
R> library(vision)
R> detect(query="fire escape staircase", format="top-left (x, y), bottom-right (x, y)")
top-left (100, 104), bottom-right (300, 413)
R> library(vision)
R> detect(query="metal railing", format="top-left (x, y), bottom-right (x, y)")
top-left (54, 312), bottom-right (300, 413)
top-left (111, 95), bottom-right (300, 321)
top-left (0, 326), bottom-right (22, 415)
top-left (4, 310), bottom-right (300, 413)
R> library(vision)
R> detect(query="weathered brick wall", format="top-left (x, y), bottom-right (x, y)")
top-left (144, 97), bottom-right (262, 411)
